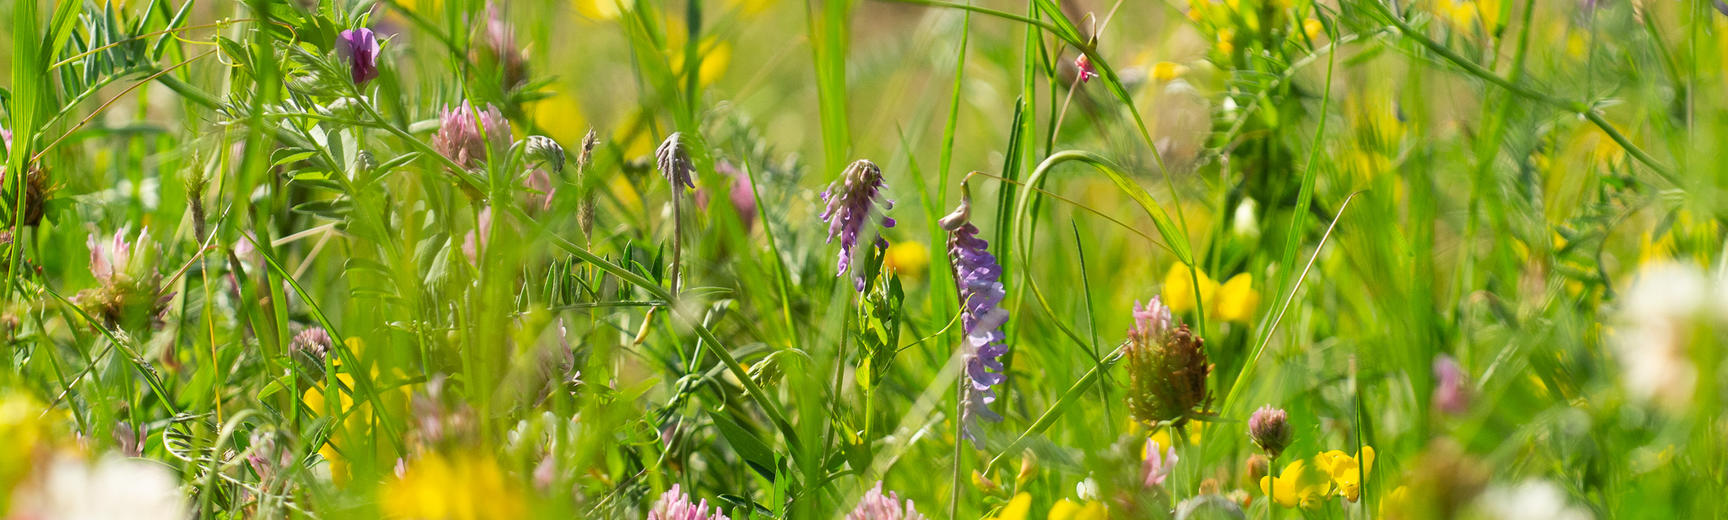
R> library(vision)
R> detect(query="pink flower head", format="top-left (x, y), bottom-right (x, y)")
top-left (1433, 354), bottom-right (1470, 415)
top-left (1075, 54), bottom-right (1099, 83)
top-left (336, 28), bottom-right (380, 86)
top-left (89, 228), bottom-right (139, 283)
top-left (647, 484), bottom-right (731, 520)
top-left (1142, 437), bottom-right (1178, 488)
top-left (1130, 297), bottom-right (1174, 343)
top-left (433, 101), bottom-right (512, 169)
top-left (846, 481), bottom-right (927, 520)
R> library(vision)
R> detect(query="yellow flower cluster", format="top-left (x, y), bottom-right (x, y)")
top-left (1162, 264), bottom-right (1260, 323)
top-left (1260, 446), bottom-right (1375, 509)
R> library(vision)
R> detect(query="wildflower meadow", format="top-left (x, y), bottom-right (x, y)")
top-left (2, 0), bottom-right (1726, 518)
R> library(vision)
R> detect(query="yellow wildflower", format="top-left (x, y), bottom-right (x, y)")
top-left (986, 493), bottom-right (1033, 520)
top-left (1216, 29), bottom-right (1237, 54)
top-left (529, 94), bottom-right (588, 145)
top-left (884, 242), bottom-right (930, 279)
top-left (1163, 265), bottom-right (1259, 323)
top-left (1303, 18), bottom-right (1324, 40)
top-left (1213, 273), bottom-right (1260, 322)
top-left (1260, 459), bottom-right (1332, 509)
top-left (1151, 61), bottom-right (1189, 82)
top-left (1162, 264), bottom-right (1217, 314)
top-left (1316, 446), bottom-right (1375, 501)
top-left (382, 452), bottom-right (526, 520)
top-left (1049, 499), bottom-right (1108, 520)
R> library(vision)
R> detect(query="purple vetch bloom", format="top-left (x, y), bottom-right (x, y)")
top-left (846, 481), bottom-right (927, 520)
top-left (1142, 437), bottom-right (1178, 488)
top-left (820, 159), bottom-right (895, 291)
top-left (939, 198), bottom-right (1007, 447)
top-left (1433, 354), bottom-right (1470, 415)
top-left (336, 28), bottom-right (380, 86)
top-left (647, 484), bottom-right (731, 520)
top-left (433, 101), bottom-right (512, 170)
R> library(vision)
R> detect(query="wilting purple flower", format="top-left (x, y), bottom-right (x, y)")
top-left (1124, 297), bottom-right (1209, 426)
top-left (647, 484), bottom-right (731, 520)
top-left (656, 133), bottom-right (696, 190)
top-left (1142, 437), bottom-right (1178, 488)
top-left (433, 101), bottom-right (512, 170)
top-left (820, 159), bottom-right (895, 291)
top-left (940, 198), bottom-right (1007, 447)
top-left (1248, 405), bottom-right (1292, 458)
top-left (336, 28), bottom-right (380, 86)
top-left (846, 481), bottom-right (927, 520)
top-left (1433, 354), bottom-right (1470, 416)
top-left (1075, 54), bottom-right (1099, 83)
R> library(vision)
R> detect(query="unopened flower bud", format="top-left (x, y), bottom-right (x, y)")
top-left (1248, 405), bottom-right (1292, 458)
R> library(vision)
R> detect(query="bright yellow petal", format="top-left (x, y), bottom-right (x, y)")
top-left (572, 0), bottom-right (634, 20)
top-left (1049, 499), bottom-right (1081, 520)
top-left (1212, 273), bottom-right (1259, 322)
top-left (988, 493), bottom-right (1033, 520)
top-left (1163, 264), bottom-right (1217, 313)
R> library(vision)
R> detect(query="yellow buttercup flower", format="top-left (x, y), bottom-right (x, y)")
top-left (1049, 499), bottom-right (1108, 520)
top-left (1316, 446), bottom-right (1375, 501)
top-left (885, 242), bottom-right (930, 279)
top-left (1162, 264), bottom-right (1217, 314)
top-left (529, 94), bottom-right (588, 145)
top-left (382, 452), bottom-right (526, 520)
top-left (986, 493), bottom-right (1033, 520)
top-left (1213, 273), bottom-right (1260, 323)
top-left (1164, 265), bottom-right (1258, 323)
top-left (1303, 18), bottom-right (1324, 40)
top-left (1260, 459), bottom-right (1332, 509)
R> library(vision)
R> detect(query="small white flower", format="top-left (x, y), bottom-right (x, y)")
top-left (1614, 262), bottom-right (1704, 410)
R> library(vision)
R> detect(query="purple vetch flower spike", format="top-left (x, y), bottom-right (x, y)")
top-left (846, 481), bottom-right (928, 520)
top-left (336, 28), bottom-right (380, 86)
top-left (647, 484), bottom-right (732, 520)
top-left (940, 197), bottom-right (1008, 447)
top-left (820, 159), bottom-right (895, 291)
top-left (433, 101), bottom-right (512, 170)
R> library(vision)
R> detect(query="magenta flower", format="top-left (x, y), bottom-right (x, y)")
top-left (820, 159), bottom-right (895, 292)
top-left (1075, 54), bottom-right (1099, 83)
top-left (1142, 437), bottom-right (1178, 488)
top-left (846, 482), bottom-right (927, 520)
top-left (433, 101), bottom-right (512, 169)
top-left (647, 484), bottom-right (731, 520)
top-left (1433, 354), bottom-right (1470, 416)
top-left (336, 28), bottom-right (380, 86)
top-left (940, 198), bottom-right (1007, 447)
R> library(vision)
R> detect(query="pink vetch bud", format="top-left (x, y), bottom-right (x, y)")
top-left (1142, 437), bottom-right (1179, 488)
top-left (1248, 405), bottom-right (1292, 458)
top-left (1075, 54), bottom-right (1099, 83)
top-left (1433, 354), bottom-right (1470, 416)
